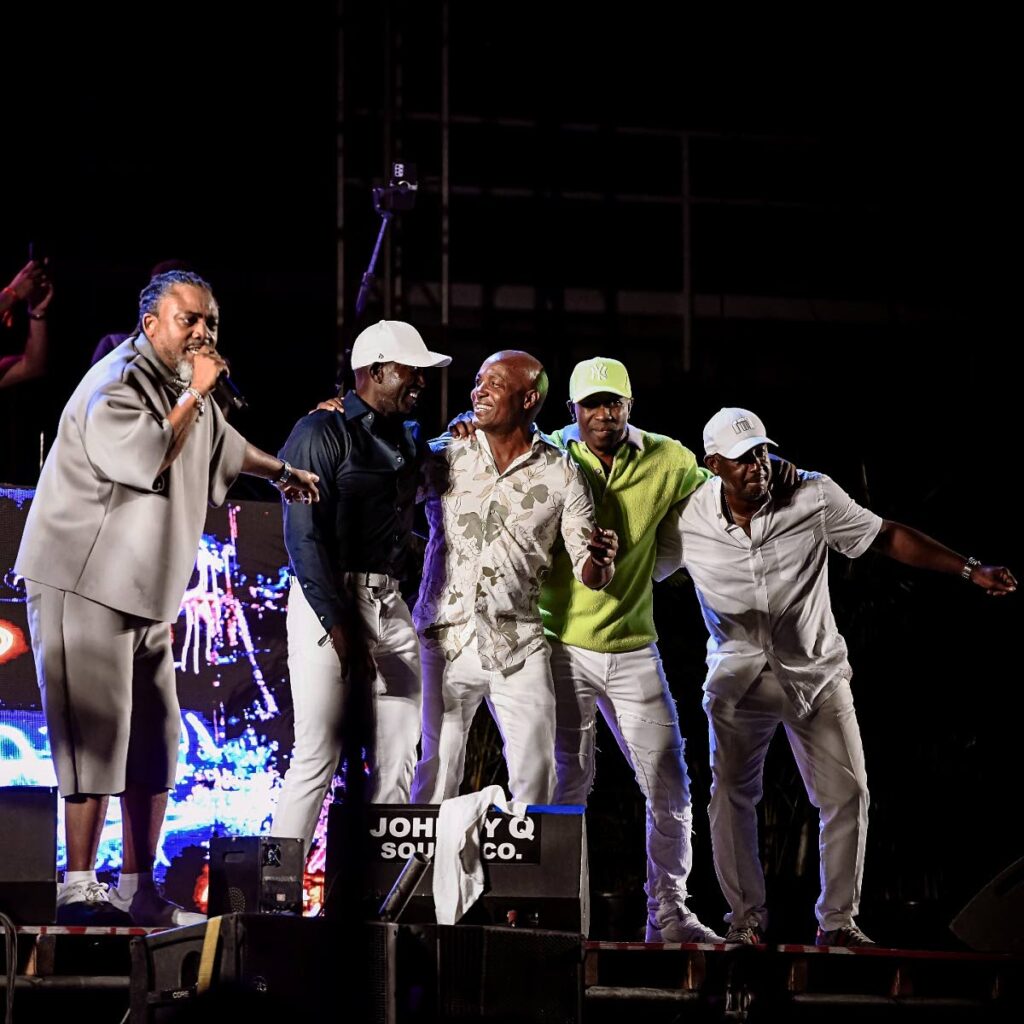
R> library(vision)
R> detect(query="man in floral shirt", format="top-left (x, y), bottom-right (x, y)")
top-left (411, 350), bottom-right (618, 804)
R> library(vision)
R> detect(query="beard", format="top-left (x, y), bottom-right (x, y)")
top-left (175, 358), bottom-right (194, 385)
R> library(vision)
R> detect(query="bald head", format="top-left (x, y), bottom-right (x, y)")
top-left (471, 350), bottom-right (549, 434)
top-left (489, 350), bottom-right (548, 403)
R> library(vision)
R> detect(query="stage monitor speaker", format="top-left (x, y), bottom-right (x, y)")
top-left (325, 803), bottom-right (589, 934)
top-left (129, 913), bottom-right (338, 1022)
top-left (950, 856), bottom-right (1024, 955)
top-left (207, 836), bottom-right (304, 917)
top-left (130, 916), bottom-right (579, 1023)
top-left (0, 785), bottom-right (57, 924)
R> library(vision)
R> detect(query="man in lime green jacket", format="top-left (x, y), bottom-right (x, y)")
top-left (540, 357), bottom-right (722, 943)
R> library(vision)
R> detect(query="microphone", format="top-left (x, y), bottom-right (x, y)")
top-left (214, 373), bottom-right (248, 411)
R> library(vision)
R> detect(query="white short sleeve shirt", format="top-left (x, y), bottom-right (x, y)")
top-left (657, 471), bottom-right (882, 716)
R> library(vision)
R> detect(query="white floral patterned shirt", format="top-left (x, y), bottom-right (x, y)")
top-left (414, 429), bottom-right (605, 671)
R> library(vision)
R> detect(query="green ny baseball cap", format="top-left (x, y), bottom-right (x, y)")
top-left (569, 357), bottom-right (633, 403)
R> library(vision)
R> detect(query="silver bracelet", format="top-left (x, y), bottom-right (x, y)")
top-left (177, 387), bottom-right (205, 416)
top-left (961, 556), bottom-right (981, 580)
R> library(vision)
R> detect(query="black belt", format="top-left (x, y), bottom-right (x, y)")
top-left (341, 571), bottom-right (398, 590)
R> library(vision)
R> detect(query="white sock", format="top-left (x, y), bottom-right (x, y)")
top-left (63, 870), bottom-right (98, 887)
top-left (117, 871), bottom-right (154, 898)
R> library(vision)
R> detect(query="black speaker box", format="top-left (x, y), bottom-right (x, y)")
top-left (326, 803), bottom-right (589, 932)
top-left (207, 836), bottom-right (304, 917)
top-left (374, 922), bottom-right (582, 1023)
top-left (129, 913), bottom-right (334, 1022)
top-left (0, 785), bottom-right (57, 924)
top-left (129, 915), bottom-right (581, 1024)
top-left (434, 923), bottom-right (582, 1022)
top-left (950, 856), bottom-right (1024, 954)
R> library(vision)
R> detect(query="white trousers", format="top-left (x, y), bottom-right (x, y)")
top-left (551, 640), bottom-right (696, 918)
top-left (706, 670), bottom-right (869, 932)
top-left (411, 640), bottom-right (556, 805)
top-left (272, 580), bottom-right (422, 855)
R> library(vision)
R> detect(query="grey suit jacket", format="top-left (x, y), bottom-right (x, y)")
top-left (15, 334), bottom-right (247, 622)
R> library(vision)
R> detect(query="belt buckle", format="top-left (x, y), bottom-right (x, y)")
top-left (351, 571), bottom-right (393, 591)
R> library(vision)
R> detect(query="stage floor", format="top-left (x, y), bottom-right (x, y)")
top-left (4, 922), bottom-right (1023, 1021)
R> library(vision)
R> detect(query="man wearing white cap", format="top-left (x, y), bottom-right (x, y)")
top-left (271, 320), bottom-right (451, 858)
top-left (655, 407), bottom-right (1017, 947)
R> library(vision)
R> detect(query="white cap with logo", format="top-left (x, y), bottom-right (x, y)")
top-left (703, 407), bottom-right (777, 459)
top-left (350, 320), bottom-right (452, 370)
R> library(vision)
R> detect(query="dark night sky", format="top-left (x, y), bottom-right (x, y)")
top-left (2, 12), bottom-right (338, 476)
top-left (2, 9), bottom-right (1021, 941)
top-left (3, 12), bottom-right (1017, 449)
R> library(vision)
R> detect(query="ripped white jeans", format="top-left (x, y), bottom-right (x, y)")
top-left (551, 640), bottom-right (698, 917)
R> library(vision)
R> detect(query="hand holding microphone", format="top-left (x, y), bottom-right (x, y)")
top-left (189, 345), bottom-right (248, 412)
top-left (189, 343), bottom-right (227, 395)
top-left (588, 526), bottom-right (619, 567)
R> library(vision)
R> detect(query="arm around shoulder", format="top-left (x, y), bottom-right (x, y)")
top-left (654, 499), bottom-right (687, 582)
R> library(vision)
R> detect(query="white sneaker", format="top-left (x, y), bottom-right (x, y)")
top-left (56, 880), bottom-right (132, 926)
top-left (646, 906), bottom-right (725, 943)
top-left (109, 884), bottom-right (206, 928)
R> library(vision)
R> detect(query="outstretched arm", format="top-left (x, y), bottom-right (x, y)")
top-left (871, 520), bottom-right (1017, 596)
top-left (241, 444), bottom-right (319, 504)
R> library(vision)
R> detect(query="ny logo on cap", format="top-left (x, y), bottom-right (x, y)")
top-left (590, 360), bottom-right (609, 382)
top-left (732, 418), bottom-right (753, 435)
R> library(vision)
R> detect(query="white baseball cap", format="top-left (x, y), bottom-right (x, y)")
top-left (703, 407), bottom-right (777, 458)
top-left (350, 320), bottom-right (452, 370)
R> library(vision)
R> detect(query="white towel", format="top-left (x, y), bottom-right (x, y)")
top-left (432, 785), bottom-right (527, 925)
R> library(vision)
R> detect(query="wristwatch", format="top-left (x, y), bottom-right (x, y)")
top-left (274, 460), bottom-right (295, 488)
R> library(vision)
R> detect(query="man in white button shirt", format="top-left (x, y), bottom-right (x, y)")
top-left (656, 407), bottom-right (1016, 947)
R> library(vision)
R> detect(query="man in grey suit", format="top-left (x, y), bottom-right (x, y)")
top-left (15, 271), bottom-right (319, 925)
